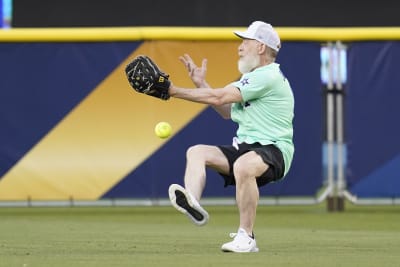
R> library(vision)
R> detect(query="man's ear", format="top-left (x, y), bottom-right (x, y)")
top-left (258, 43), bottom-right (266, 54)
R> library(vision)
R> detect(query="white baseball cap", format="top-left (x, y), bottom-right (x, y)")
top-left (234, 21), bottom-right (281, 52)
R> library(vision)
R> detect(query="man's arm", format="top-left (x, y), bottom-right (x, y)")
top-left (169, 85), bottom-right (241, 119)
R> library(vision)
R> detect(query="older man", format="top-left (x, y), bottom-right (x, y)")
top-left (168, 21), bottom-right (294, 253)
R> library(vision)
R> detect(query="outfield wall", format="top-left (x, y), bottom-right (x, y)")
top-left (0, 28), bottom-right (399, 201)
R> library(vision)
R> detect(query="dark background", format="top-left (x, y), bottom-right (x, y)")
top-left (13, 0), bottom-right (400, 27)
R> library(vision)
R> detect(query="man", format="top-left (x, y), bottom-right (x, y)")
top-left (168, 21), bottom-right (294, 253)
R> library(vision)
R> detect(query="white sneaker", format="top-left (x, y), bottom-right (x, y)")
top-left (168, 184), bottom-right (209, 226)
top-left (221, 228), bottom-right (259, 253)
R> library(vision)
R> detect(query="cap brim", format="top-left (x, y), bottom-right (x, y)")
top-left (233, 31), bottom-right (254, 40)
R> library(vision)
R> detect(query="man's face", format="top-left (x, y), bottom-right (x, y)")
top-left (237, 39), bottom-right (261, 74)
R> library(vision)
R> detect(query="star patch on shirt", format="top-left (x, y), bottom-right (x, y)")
top-left (240, 78), bottom-right (249, 86)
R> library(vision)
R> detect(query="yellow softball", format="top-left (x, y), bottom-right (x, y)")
top-left (154, 121), bottom-right (172, 139)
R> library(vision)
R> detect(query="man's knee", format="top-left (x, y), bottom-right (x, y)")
top-left (233, 161), bottom-right (253, 182)
top-left (233, 152), bottom-right (268, 183)
top-left (186, 144), bottom-right (207, 160)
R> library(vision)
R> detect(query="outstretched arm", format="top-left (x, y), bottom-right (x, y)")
top-left (169, 84), bottom-right (241, 119)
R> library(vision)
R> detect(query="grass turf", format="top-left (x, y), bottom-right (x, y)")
top-left (0, 204), bottom-right (399, 267)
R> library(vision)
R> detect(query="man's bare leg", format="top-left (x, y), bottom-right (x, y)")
top-left (184, 145), bottom-right (230, 201)
top-left (233, 151), bottom-right (268, 236)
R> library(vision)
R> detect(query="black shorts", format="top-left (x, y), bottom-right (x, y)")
top-left (217, 143), bottom-right (285, 187)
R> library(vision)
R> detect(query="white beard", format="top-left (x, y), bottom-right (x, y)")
top-left (238, 53), bottom-right (260, 74)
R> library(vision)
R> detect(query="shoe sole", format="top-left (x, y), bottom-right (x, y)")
top-left (221, 247), bottom-right (259, 253)
top-left (168, 184), bottom-right (208, 226)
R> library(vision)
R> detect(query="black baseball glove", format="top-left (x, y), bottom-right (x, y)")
top-left (125, 55), bottom-right (171, 100)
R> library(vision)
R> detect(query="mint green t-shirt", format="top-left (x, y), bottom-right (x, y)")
top-left (230, 63), bottom-right (294, 176)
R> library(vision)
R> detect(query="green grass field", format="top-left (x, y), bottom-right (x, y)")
top-left (1, 203), bottom-right (399, 267)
